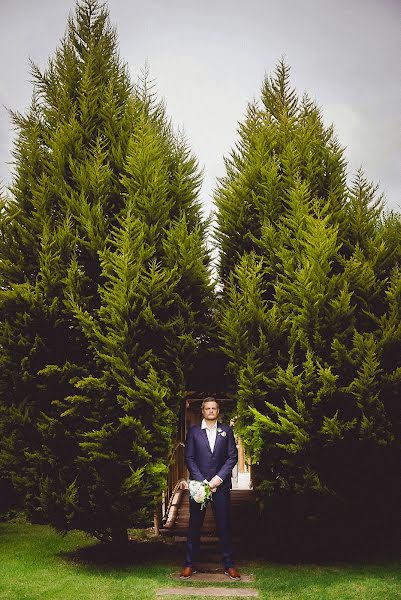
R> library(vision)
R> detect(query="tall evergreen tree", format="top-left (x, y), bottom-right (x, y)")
top-left (215, 59), bottom-right (347, 283)
top-left (51, 98), bottom-right (211, 544)
top-left (0, 0), bottom-right (211, 542)
top-left (215, 61), bottom-right (400, 555)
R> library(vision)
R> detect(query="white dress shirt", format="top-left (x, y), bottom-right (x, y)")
top-left (201, 419), bottom-right (224, 484)
top-left (201, 418), bottom-right (217, 452)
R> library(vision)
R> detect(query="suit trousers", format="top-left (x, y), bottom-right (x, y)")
top-left (184, 486), bottom-right (234, 569)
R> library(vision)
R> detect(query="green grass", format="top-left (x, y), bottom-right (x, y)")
top-left (0, 522), bottom-right (172, 600)
top-left (0, 522), bottom-right (399, 599)
top-left (253, 562), bottom-right (401, 600)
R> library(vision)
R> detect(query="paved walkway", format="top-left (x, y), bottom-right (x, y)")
top-left (156, 538), bottom-right (259, 598)
top-left (157, 587), bottom-right (258, 597)
top-left (172, 573), bottom-right (254, 583)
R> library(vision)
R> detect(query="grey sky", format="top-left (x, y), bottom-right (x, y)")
top-left (1, 0), bottom-right (399, 215)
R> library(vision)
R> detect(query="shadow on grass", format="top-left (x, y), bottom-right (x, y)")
top-left (59, 532), bottom-right (398, 571)
top-left (59, 537), bottom-right (183, 571)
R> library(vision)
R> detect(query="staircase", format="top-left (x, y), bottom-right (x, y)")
top-left (161, 489), bottom-right (257, 539)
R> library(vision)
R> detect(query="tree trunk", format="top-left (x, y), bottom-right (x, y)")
top-left (111, 527), bottom-right (128, 547)
top-left (154, 510), bottom-right (160, 536)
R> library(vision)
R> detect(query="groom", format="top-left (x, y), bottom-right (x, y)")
top-left (180, 397), bottom-right (241, 580)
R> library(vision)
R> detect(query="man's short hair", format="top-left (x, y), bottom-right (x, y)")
top-left (201, 396), bottom-right (220, 409)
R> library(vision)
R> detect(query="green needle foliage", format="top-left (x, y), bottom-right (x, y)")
top-left (0, 0), bottom-right (211, 544)
top-left (215, 60), bottom-right (401, 554)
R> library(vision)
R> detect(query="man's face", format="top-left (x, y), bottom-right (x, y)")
top-left (202, 401), bottom-right (219, 422)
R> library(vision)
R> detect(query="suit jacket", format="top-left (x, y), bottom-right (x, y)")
top-left (185, 422), bottom-right (238, 490)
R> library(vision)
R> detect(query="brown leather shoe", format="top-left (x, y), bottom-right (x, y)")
top-left (180, 566), bottom-right (197, 579)
top-left (224, 567), bottom-right (241, 580)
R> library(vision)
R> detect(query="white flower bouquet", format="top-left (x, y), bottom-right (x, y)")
top-left (188, 480), bottom-right (212, 510)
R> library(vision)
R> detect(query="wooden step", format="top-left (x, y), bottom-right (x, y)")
top-left (162, 489), bottom-right (257, 536)
top-left (173, 535), bottom-right (221, 543)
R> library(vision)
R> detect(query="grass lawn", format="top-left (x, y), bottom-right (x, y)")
top-left (0, 522), bottom-right (400, 599)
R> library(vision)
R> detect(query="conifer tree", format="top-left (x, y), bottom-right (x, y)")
top-left (49, 100), bottom-right (211, 544)
top-left (0, 0), bottom-right (211, 541)
top-left (215, 59), bottom-right (347, 283)
top-left (215, 61), bottom-right (400, 553)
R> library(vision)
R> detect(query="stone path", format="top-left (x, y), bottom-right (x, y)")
top-left (156, 538), bottom-right (259, 598)
top-left (156, 587), bottom-right (258, 597)
top-left (172, 573), bottom-right (254, 583)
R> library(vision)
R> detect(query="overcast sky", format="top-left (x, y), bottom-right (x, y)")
top-left (1, 0), bottom-right (399, 215)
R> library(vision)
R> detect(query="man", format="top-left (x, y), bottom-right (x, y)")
top-left (180, 397), bottom-right (241, 580)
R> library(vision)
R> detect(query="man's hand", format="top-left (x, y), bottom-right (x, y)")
top-left (208, 475), bottom-right (222, 492)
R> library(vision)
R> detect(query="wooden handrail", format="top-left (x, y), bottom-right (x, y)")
top-left (167, 441), bottom-right (185, 467)
top-left (161, 441), bottom-right (187, 523)
top-left (161, 477), bottom-right (188, 528)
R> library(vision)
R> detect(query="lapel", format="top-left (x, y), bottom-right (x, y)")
top-left (200, 422), bottom-right (225, 455)
top-left (200, 425), bottom-right (212, 455)
top-left (212, 422), bottom-right (223, 455)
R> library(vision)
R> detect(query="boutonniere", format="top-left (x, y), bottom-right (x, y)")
top-left (217, 428), bottom-right (226, 437)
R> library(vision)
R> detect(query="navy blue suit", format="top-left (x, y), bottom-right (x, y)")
top-left (184, 422), bottom-right (238, 568)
